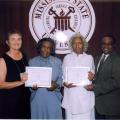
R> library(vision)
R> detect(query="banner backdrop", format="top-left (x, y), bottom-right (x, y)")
top-left (29, 0), bottom-right (96, 54)
top-left (0, 1), bottom-right (120, 59)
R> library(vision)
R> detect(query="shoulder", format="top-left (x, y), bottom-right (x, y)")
top-left (29, 56), bottom-right (40, 65)
top-left (109, 52), bottom-right (120, 62)
top-left (0, 58), bottom-right (6, 68)
top-left (50, 56), bottom-right (62, 65)
top-left (22, 52), bottom-right (27, 59)
top-left (85, 53), bottom-right (93, 58)
top-left (111, 55), bottom-right (120, 70)
top-left (94, 54), bottom-right (101, 61)
top-left (29, 56), bottom-right (39, 61)
top-left (83, 53), bottom-right (94, 60)
top-left (0, 58), bottom-right (5, 63)
top-left (113, 54), bottom-right (120, 63)
top-left (0, 56), bottom-right (6, 63)
top-left (63, 53), bottom-right (72, 61)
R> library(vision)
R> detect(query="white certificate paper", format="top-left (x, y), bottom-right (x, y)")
top-left (65, 67), bottom-right (91, 86)
top-left (25, 67), bottom-right (52, 87)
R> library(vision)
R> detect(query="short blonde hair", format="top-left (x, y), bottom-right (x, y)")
top-left (69, 33), bottom-right (88, 52)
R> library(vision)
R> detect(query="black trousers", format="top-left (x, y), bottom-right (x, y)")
top-left (95, 109), bottom-right (120, 120)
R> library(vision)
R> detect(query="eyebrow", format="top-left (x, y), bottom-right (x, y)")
top-left (102, 42), bottom-right (112, 45)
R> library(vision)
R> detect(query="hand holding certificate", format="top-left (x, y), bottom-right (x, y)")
top-left (25, 67), bottom-right (52, 87)
top-left (65, 67), bottom-right (91, 86)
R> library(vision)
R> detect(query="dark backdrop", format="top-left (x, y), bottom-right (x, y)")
top-left (0, 0), bottom-right (120, 60)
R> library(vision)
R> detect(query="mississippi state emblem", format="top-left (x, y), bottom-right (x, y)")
top-left (29, 0), bottom-right (96, 54)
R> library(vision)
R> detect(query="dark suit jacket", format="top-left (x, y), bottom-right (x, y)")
top-left (94, 51), bottom-right (120, 115)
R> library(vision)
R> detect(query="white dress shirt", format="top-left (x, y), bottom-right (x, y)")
top-left (62, 52), bottom-right (95, 114)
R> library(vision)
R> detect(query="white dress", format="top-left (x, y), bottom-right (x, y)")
top-left (62, 52), bottom-right (95, 120)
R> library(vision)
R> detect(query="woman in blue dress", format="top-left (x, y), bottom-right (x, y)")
top-left (29, 38), bottom-right (63, 119)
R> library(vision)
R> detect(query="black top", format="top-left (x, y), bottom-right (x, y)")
top-left (0, 53), bottom-right (30, 119)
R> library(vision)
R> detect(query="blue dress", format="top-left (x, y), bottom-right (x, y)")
top-left (29, 55), bottom-right (63, 119)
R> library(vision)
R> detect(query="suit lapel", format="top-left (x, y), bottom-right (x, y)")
top-left (97, 52), bottom-right (115, 73)
top-left (95, 55), bottom-right (101, 73)
top-left (99, 55), bottom-right (111, 72)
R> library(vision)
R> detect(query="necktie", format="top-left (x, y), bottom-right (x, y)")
top-left (97, 54), bottom-right (106, 72)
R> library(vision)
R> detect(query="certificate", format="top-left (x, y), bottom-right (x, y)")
top-left (65, 67), bottom-right (91, 86)
top-left (25, 67), bottom-right (52, 87)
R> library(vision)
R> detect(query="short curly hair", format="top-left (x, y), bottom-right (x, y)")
top-left (69, 33), bottom-right (88, 52)
top-left (7, 29), bottom-right (22, 40)
top-left (36, 37), bottom-right (56, 56)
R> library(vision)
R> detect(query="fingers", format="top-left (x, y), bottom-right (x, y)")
top-left (63, 82), bottom-right (76, 88)
top-left (47, 81), bottom-right (58, 91)
top-left (67, 83), bottom-right (76, 88)
top-left (51, 81), bottom-right (57, 86)
top-left (84, 84), bottom-right (94, 91)
top-left (51, 81), bottom-right (56, 84)
top-left (32, 84), bottom-right (38, 90)
top-left (20, 73), bottom-right (28, 82)
top-left (47, 86), bottom-right (55, 91)
top-left (88, 71), bottom-right (94, 81)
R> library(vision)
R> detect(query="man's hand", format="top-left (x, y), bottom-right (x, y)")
top-left (84, 84), bottom-right (94, 91)
top-left (63, 82), bottom-right (76, 88)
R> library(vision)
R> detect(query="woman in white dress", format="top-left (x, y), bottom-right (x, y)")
top-left (62, 33), bottom-right (95, 120)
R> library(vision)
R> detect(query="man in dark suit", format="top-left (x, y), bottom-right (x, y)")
top-left (85, 35), bottom-right (120, 119)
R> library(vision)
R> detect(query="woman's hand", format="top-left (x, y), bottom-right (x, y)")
top-left (20, 72), bottom-right (28, 82)
top-left (63, 82), bottom-right (76, 88)
top-left (84, 84), bottom-right (94, 91)
top-left (47, 81), bottom-right (58, 91)
top-left (88, 71), bottom-right (94, 81)
top-left (32, 84), bottom-right (38, 90)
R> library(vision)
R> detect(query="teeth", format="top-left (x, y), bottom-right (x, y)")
top-left (104, 49), bottom-right (108, 50)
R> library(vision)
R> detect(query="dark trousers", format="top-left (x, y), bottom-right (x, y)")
top-left (95, 109), bottom-right (120, 120)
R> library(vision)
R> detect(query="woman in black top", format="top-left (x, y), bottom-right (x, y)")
top-left (0, 30), bottom-right (30, 118)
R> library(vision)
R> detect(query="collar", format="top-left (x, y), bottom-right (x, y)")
top-left (101, 53), bottom-right (109, 61)
top-left (39, 55), bottom-right (51, 61)
top-left (72, 52), bottom-right (86, 57)
top-left (102, 53), bottom-right (109, 57)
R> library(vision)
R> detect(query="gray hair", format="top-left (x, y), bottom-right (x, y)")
top-left (69, 33), bottom-right (88, 52)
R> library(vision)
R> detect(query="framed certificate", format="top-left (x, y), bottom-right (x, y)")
top-left (65, 67), bottom-right (91, 86)
top-left (25, 67), bottom-right (52, 87)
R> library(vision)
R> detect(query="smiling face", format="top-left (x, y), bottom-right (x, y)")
top-left (101, 36), bottom-right (113, 54)
top-left (6, 33), bottom-right (22, 51)
top-left (72, 37), bottom-right (84, 55)
top-left (40, 41), bottom-right (52, 58)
